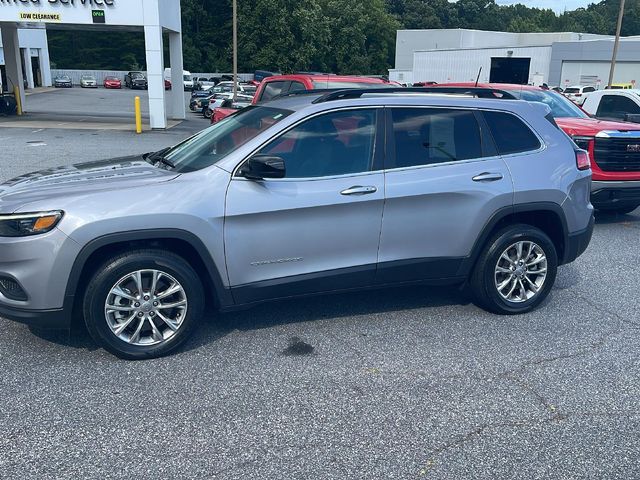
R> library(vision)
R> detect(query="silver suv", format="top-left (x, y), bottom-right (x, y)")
top-left (0, 88), bottom-right (594, 359)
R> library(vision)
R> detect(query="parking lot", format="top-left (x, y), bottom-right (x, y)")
top-left (1, 95), bottom-right (639, 478)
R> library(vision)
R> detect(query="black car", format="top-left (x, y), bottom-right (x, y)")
top-left (54, 75), bottom-right (73, 88)
top-left (124, 72), bottom-right (148, 90)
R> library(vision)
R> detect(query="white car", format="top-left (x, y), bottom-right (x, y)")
top-left (164, 68), bottom-right (193, 91)
top-left (581, 89), bottom-right (640, 123)
top-left (563, 85), bottom-right (596, 106)
top-left (204, 92), bottom-right (253, 118)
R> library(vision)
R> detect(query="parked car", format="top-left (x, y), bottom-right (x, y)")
top-left (210, 99), bottom-right (251, 123)
top-left (80, 75), bottom-right (97, 88)
top-left (103, 76), bottom-right (122, 89)
top-left (0, 92), bottom-right (17, 115)
top-left (53, 75), bottom-right (73, 88)
top-left (563, 85), bottom-right (596, 106)
top-left (252, 74), bottom-right (395, 104)
top-left (605, 83), bottom-right (634, 90)
top-left (125, 72), bottom-right (148, 90)
top-left (204, 93), bottom-right (253, 119)
top-left (435, 83), bottom-right (640, 214)
top-left (164, 69), bottom-right (193, 91)
top-left (582, 89), bottom-right (640, 123)
top-left (189, 94), bottom-right (214, 113)
top-left (551, 86), bottom-right (564, 93)
top-left (0, 88), bottom-right (593, 359)
top-left (164, 79), bottom-right (172, 90)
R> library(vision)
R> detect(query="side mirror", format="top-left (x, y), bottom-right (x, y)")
top-left (624, 113), bottom-right (640, 124)
top-left (240, 154), bottom-right (286, 180)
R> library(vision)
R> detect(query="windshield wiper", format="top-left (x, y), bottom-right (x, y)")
top-left (144, 147), bottom-right (175, 169)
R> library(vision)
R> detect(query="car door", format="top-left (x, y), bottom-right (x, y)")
top-left (225, 108), bottom-right (385, 304)
top-left (377, 107), bottom-right (514, 283)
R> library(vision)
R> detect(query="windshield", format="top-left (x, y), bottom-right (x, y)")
top-left (564, 87), bottom-right (580, 94)
top-left (163, 106), bottom-right (292, 173)
top-left (184, 75), bottom-right (192, 81)
top-left (312, 80), bottom-right (394, 89)
top-left (132, 73), bottom-right (144, 78)
top-left (510, 89), bottom-right (588, 118)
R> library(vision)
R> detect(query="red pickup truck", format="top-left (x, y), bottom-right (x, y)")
top-left (437, 83), bottom-right (640, 214)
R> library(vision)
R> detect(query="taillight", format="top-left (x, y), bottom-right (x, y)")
top-left (576, 150), bottom-right (591, 170)
top-left (575, 93), bottom-right (582, 97)
top-left (572, 136), bottom-right (593, 170)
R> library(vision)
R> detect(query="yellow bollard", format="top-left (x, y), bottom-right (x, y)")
top-left (134, 96), bottom-right (142, 134)
top-left (13, 86), bottom-right (22, 116)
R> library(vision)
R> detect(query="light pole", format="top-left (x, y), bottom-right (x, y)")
top-left (607, 0), bottom-right (626, 88)
top-left (232, 0), bottom-right (238, 101)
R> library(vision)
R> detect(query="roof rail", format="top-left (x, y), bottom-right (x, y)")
top-left (270, 88), bottom-right (341, 101)
top-left (311, 87), bottom-right (518, 103)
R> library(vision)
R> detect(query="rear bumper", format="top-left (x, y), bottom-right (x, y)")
top-left (0, 303), bottom-right (71, 329)
top-left (591, 180), bottom-right (640, 209)
top-left (562, 214), bottom-right (594, 265)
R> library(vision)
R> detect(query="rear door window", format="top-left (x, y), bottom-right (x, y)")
top-left (390, 108), bottom-right (483, 168)
top-left (260, 81), bottom-right (287, 102)
top-left (597, 95), bottom-right (640, 119)
top-left (482, 111), bottom-right (541, 155)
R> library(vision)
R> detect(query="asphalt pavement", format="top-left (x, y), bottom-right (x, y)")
top-left (0, 93), bottom-right (639, 478)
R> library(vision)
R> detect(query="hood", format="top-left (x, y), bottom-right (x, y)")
top-left (556, 117), bottom-right (640, 137)
top-left (0, 156), bottom-right (180, 213)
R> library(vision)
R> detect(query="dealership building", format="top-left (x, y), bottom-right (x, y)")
top-left (0, 25), bottom-right (52, 91)
top-left (390, 29), bottom-right (640, 89)
top-left (0, 0), bottom-right (186, 129)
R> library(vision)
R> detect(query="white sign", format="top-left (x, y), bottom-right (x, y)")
top-left (0, 0), bottom-right (145, 26)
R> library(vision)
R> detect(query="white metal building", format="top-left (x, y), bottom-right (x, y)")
top-left (389, 29), bottom-right (630, 87)
top-left (0, 0), bottom-right (186, 129)
top-left (0, 26), bottom-right (52, 91)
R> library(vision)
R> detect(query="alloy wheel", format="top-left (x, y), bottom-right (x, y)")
top-left (494, 241), bottom-right (548, 303)
top-left (104, 269), bottom-right (188, 346)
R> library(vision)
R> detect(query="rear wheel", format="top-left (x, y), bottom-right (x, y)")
top-left (204, 107), bottom-right (213, 119)
top-left (83, 249), bottom-right (204, 360)
top-left (469, 225), bottom-right (558, 315)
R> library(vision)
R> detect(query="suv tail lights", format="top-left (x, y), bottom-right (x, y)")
top-left (572, 136), bottom-right (593, 170)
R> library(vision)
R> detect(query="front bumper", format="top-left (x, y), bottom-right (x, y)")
top-left (0, 303), bottom-right (70, 329)
top-left (562, 214), bottom-right (595, 265)
top-left (591, 180), bottom-right (640, 209)
top-left (0, 228), bottom-right (80, 328)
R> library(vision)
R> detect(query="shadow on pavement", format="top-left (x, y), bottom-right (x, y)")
top-left (27, 284), bottom-right (471, 356)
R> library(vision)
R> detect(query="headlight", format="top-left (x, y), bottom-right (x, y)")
top-left (0, 211), bottom-right (64, 237)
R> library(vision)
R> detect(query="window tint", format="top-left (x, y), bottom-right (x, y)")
top-left (483, 111), bottom-right (541, 155)
top-left (391, 108), bottom-right (482, 168)
top-left (289, 81), bottom-right (306, 92)
top-left (597, 95), bottom-right (640, 119)
top-left (260, 81), bottom-right (286, 101)
top-left (257, 109), bottom-right (377, 178)
top-left (583, 86), bottom-right (596, 93)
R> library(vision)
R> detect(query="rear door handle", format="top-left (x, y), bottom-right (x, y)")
top-left (472, 172), bottom-right (504, 182)
top-left (340, 185), bottom-right (378, 196)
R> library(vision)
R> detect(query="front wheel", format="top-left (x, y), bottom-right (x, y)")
top-left (83, 249), bottom-right (204, 360)
top-left (203, 108), bottom-right (213, 119)
top-left (469, 225), bottom-right (558, 315)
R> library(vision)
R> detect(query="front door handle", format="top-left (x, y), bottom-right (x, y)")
top-left (340, 185), bottom-right (378, 196)
top-left (472, 172), bottom-right (504, 182)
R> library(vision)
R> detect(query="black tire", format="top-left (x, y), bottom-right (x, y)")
top-left (595, 204), bottom-right (639, 215)
top-left (203, 108), bottom-right (212, 119)
top-left (83, 249), bottom-right (204, 360)
top-left (469, 224), bottom-right (558, 315)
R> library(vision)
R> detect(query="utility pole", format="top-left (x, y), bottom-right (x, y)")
top-left (232, 0), bottom-right (238, 101)
top-left (607, 0), bottom-right (625, 88)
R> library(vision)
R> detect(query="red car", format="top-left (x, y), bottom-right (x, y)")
top-left (165, 79), bottom-right (172, 90)
top-left (435, 83), bottom-right (640, 214)
top-left (103, 76), bottom-right (122, 89)
top-left (210, 99), bottom-right (251, 124)
top-left (252, 73), bottom-right (395, 105)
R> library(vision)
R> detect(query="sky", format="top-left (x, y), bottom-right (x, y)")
top-left (494, 0), bottom-right (595, 13)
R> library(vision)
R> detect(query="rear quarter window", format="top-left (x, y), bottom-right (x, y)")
top-left (483, 111), bottom-right (541, 155)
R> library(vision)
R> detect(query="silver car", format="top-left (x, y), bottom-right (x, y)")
top-left (0, 89), bottom-right (594, 359)
top-left (80, 75), bottom-right (97, 88)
